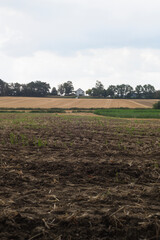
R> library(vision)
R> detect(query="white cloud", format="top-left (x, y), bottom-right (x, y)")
top-left (0, 48), bottom-right (160, 90)
top-left (0, 7), bottom-right (37, 56)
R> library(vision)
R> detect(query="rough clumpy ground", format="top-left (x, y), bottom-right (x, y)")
top-left (0, 113), bottom-right (160, 240)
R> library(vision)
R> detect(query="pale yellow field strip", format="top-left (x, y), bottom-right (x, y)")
top-left (0, 97), bottom-right (158, 108)
top-left (132, 99), bottom-right (159, 108)
top-left (127, 100), bottom-right (149, 108)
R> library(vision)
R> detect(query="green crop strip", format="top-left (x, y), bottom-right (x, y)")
top-left (94, 108), bottom-right (160, 119)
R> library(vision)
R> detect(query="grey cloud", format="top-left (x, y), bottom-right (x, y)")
top-left (1, 0), bottom-right (160, 57)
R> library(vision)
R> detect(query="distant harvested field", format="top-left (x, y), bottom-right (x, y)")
top-left (0, 97), bottom-right (159, 108)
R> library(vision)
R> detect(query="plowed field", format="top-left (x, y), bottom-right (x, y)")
top-left (0, 113), bottom-right (160, 240)
top-left (0, 97), bottom-right (159, 108)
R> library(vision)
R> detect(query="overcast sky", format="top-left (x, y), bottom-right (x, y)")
top-left (0, 0), bottom-right (160, 90)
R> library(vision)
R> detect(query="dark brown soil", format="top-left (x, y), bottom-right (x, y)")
top-left (0, 114), bottom-right (160, 240)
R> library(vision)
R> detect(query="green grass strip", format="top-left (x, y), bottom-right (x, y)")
top-left (94, 108), bottom-right (160, 118)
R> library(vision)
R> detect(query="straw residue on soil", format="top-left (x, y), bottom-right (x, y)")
top-left (0, 114), bottom-right (160, 240)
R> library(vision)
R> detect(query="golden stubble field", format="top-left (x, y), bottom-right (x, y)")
top-left (0, 97), bottom-right (158, 108)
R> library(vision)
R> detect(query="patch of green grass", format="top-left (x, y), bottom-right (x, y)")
top-left (0, 110), bottom-right (25, 113)
top-left (94, 108), bottom-right (160, 119)
top-left (72, 110), bottom-right (93, 113)
top-left (10, 132), bottom-right (17, 145)
top-left (29, 109), bottom-right (65, 113)
top-left (153, 101), bottom-right (160, 109)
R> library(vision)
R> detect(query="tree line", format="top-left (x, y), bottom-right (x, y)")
top-left (86, 81), bottom-right (160, 99)
top-left (0, 79), bottom-right (75, 97)
top-left (0, 78), bottom-right (159, 98)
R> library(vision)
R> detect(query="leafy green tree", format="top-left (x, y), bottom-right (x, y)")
top-left (0, 79), bottom-right (9, 96)
top-left (124, 85), bottom-right (133, 98)
top-left (91, 87), bottom-right (98, 97)
top-left (95, 80), bottom-right (104, 96)
top-left (86, 89), bottom-right (92, 96)
top-left (153, 101), bottom-right (160, 109)
top-left (106, 85), bottom-right (117, 98)
top-left (115, 84), bottom-right (133, 98)
top-left (101, 89), bottom-right (108, 97)
top-left (58, 84), bottom-right (64, 95)
top-left (63, 81), bottom-right (74, 95)
top-left (143, 84), bottom-right (155, 98)
top-left (26, 81), bottom-right (50, 97)
top-left (51, 87), bottom-right (58, 96)
top-left (116, 84), bottom-right (125, 98)
top-left (154, 90), bottom-right (160, 99)
top-left (86, 81), bottom-right (104, 97)
top-left (135, 85), bottom-right (144, 98)
top-left (20, 84), bottom-right (28, 96)
top-left (8, 82), bottom-right (22, 96)
top-left (58, 81), bottom-right (74, 96)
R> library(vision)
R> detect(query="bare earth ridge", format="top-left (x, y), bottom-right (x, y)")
top-left (0, 114), bottom-right (160, 239)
